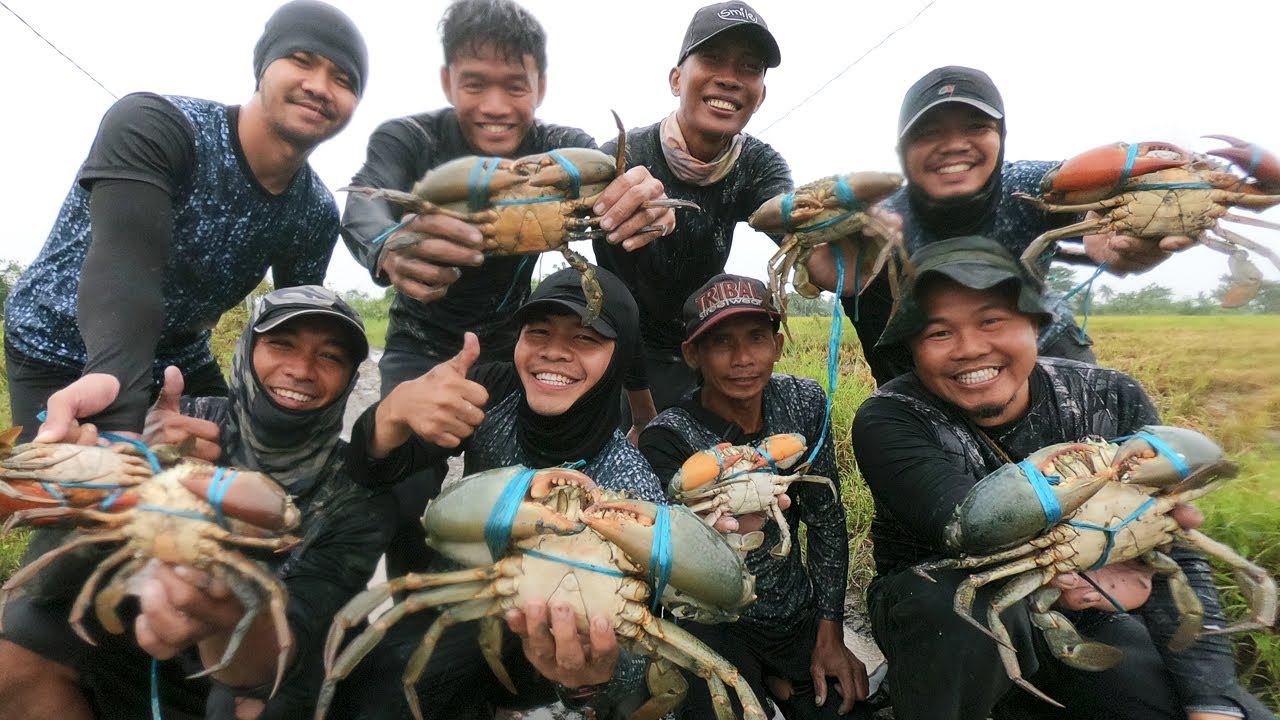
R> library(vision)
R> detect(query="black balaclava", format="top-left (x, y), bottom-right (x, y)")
top-left (253, 0), bottom-right (369, 97)
top-left (224, 286), bottom-right (368, 493)
top-left (511, 266), bottom-right (639, 468)
top-left (898, 65), bottom-right (1007, 237)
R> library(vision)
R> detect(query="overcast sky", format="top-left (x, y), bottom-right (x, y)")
top-left (4, 0), bottom-right (1278, 300)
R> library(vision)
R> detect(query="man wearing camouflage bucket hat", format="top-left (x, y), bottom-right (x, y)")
top-left (0, 285), bottom-right (392, 719)
top-left (852, 236), bottom-right (1274, 720)
top-left (640, 273), bottom-right (869, 719)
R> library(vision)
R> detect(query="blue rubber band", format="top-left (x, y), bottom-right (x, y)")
top-left (524, 549), bottom-right (627, 577)
top-left (370, 218), bottom-right (413, 250)
top-left (138, 505), bottom-right (216, 523)
top-left (804, 247), bottom-right (843, 468)
top-left (1061, 262), bottom-right (1108, 342)
top-left (833, 175), bottom-right (859, 208)
top-left (1248, 144), bottom-right (1263, 179)
top-left (100, 433), bottom-right (162, 473)
top-left (99, 488), bottom-right (125, 511)
top-left (547, 151), bottom-right (583, 199)
top-left (649, 504), bottom-right (673, 613)
top-left (1067, 497), bottom-right (1156, 569)
top-left (38, 481), bottom-right (66, 503)
top-left (755, 445), bottom-right (780, 473)
top-left (467, 157), bottom-right (503, 211)
top-left (495, 256), bottom-right (533, 312)
top-left (207, 468), bottom-right (237, 529)
top-left (151, 657), bottom-right (162, 720)
top-left (780, 193), bottom-right (795, 228)
top-left (36, 410), bottom-right (47, 422)
top-left (1018, 460), bottom-right (1063, 527)
top-left (1118, 143), bottom-right (1139, 188)
top-left (1111, 432), bottom-right (1191, 480)
top-left (484, 468), bottom-right (537, 561)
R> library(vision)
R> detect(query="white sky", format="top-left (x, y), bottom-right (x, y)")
top-left (3, 0), bottom-right (1279, 300)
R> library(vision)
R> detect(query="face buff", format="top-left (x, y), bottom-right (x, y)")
top-left (660, 112), bottom-right (745, 186)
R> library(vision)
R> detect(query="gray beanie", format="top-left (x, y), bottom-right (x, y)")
top-left (253, 0), bottom-right (368, 97)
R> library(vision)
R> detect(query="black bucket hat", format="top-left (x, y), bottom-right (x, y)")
top-left (877, 236), bottom-right (1051, 349)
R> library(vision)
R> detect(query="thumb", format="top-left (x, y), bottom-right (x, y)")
top-left (447, 332), bottom-right (481, 375)
top-left (152, 366), bottom-right (185, 412)
top-left (35, 373), bottom-right (121, 443)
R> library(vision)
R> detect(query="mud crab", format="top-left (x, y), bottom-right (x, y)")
top-left (0, 428), bottom-right (193, 521)
top-left (0, 462), bottom-right (302, 695)
top-left (1015, 137), bottom-right (1280, 307)
top-left (669, 433), bottom-right (837, 558)
top-left (747, 171), bottom-right (905, 331)
top-left (914, 426), bottom-right (1277, 706)
top-left (317, 465), bottom-right (764, 720)
top-left (345, 112), bottom-right (700, 319)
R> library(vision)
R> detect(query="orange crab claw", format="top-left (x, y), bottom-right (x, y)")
top-left (1204, 135), bottom-right (1280, 188)
top-left (1042, 142), bottom-right (1190, 201)
top-left (753, 434), bottom-right (808, 470)
top-left (674, 443), bottom-right (746, 491)
top-left (177, 465), bottom-right (301, 533)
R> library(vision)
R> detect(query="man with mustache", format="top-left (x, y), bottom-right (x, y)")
top-left (852, 235), bottom-right (1272, 720)
top-left (6, 0), bottom-right (368, 446)
top-left (805, 66), bottom-right (1194, 384)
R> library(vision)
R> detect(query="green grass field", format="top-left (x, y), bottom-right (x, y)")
top-left (1, 315), bottom-right (1277, 706)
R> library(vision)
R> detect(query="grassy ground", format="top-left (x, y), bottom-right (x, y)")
top-left (2, 314), bottom-right (1277, 706)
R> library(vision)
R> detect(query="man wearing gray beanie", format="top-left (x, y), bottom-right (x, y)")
top-left (0, 2), bottom-right (369, 719)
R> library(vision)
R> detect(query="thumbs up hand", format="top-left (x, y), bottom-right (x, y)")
top-left (142, 366), bottom-right (223, 462)
top-left (371, 333), bottom-right (490, 456)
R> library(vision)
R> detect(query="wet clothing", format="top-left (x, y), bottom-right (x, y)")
top-left (340, 108), bottom-right (597, 380)
top-left (343, 362), bottom-right (663, 720)
top-left (852, 357), bottom-right (1271, 720)
top-left (849, 161), bottom-right (1096, 384)
top-left (4, 93), bottom-right (339, 436)
top-left (593, 122), bottom-right (792, 404)
top-left (641, 373), bottom-right (854, 718)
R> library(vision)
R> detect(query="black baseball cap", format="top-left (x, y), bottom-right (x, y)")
top-left (677, 2), bottom-right (781, 69)
top-left (253, 285), bottom-right (370, 361)
top-left (898, 66), bottom-right (1004, 140)
top-left (683, 274), bottom-right (781, 343)
top-left (514, 265), bottom-right (636, 340)
top-left (877, 236), bottom-right (1050, 349)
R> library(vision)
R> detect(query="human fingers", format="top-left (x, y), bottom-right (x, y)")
top-left (401, 214), bottom-right (485, 254)
top-left (549, 603), bottom-right (587, 674)
top-left (619, 207), bottom-right (676, 251)
top-left (443, 332), bottom-right (481, 376)
top-left (1157, 234), bottom-right (1197, 253)
top-left (72, 422), bottom-right (101, 447)
top-left (843, 652), bottom-right (869, 710)
top-left (1171, 502), bottom-right (1204, 530)
top-left (586, 614), bottom-right (617, 667)
top-left (35, 374), bottom-right (121, 443)
top-left (381, 253), bottom-right (462, 304)
top-left (519, 600), bottom-right (555, 667)
top-left (152, 366), bottom-right (185, 414)
top-left (134, 571), bottom-right (211, 657)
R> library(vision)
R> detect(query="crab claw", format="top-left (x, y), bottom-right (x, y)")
top-left (1204, 135), bottom-right (1280, 188)
top-left (944, 444), bottom-right (1113, 554)
top-left (1112, 425), bottom-right (1234, 490)
top-left (670, 434), bottom-right (808, 497)
top-left (1222, 250), bottom-right (1264, 308)
top-left (423, 466), bottom-right (594, 553)
top-left (583, 499), bottom-right (755, 613)
top-left (1041, 142), bottom-right (1191, 203)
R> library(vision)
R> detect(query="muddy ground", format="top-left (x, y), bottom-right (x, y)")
top-left (343, 351), bottom-right (889, 719)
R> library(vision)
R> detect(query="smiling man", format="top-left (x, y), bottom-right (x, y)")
top-left (592, 1), bottom-right (793, 431)
top-left (852, 236), bottom-right (1274, 720)
top-left (639, 274), bottom-right (867, 719)
top-left (6, 0), bottom-right (367, 445)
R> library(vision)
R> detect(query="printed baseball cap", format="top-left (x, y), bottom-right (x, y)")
top-left (683, 273), bottom-right (781, 343)
top-left (678, 2), bottom-right (781, 68)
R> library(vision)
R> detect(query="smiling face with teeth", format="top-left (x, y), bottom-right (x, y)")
top-left (515, 312), bottom-right (616, 417)
top-left (441, 42), bottom-right (546, 157)
top-left (910, 279), bottom-right (1039, 427)
top-left (255, 52), bottom-right (358, 153)
top-left (902, 104), bottom-right (1002, 200)
top-left (669, 28), bottom-right (767, 161)
top-left (253, 316), bottom-right (357, 412)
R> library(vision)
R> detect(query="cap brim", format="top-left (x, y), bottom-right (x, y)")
top-left (685, 306), bottom-right (780, 344)
top-left (899, 97), bottom-right (1003, 139)
top-left (253, 308), bottom-right (370, 360)
top-left (682, 25), bottom-right (781, 68)
top-left (515, 299), bottom-right (618, 339)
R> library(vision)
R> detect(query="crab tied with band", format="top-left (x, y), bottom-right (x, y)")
top-left (344, 111), bottom-right (700, 320)
top-left (0, 453), bottom-right (303, 697)
top-left (913, 425), bottom-right (1278, 707)
top-left (317, 464), bottom-right (765, 720)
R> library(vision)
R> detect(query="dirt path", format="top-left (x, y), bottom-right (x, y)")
top-left (342, 350), bottom-right (887, 718)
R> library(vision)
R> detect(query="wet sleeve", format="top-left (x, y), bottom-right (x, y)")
top-left (851, 396), bottom-right (975, 550)
top-left (797, 382), bottom-right (848, 622)
top-left (78, 93), bottom-right (194, 192)
top-left (637, 425), bottom-right (695, 493)
top-left (341, 120), bottom-right (431, 280)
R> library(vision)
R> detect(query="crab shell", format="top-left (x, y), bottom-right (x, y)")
top-left (409, 148), bottom-right (619, 207)
top-left (583, 498), bottom-right (756, 615)
top-left (747, 171), bottom-right (904, 242)
top-left (943, 426), bottom-right (1234, 554)
top-left (175, 465), bottom-right (301, 534)
top-left (670, 433), bottom-right (807, 495)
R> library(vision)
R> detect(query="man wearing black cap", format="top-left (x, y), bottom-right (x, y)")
top-left (640, 274), bottom-right (868, 719)
top-left (6, 0), bottom-right (368, 448)
top-left (336, 264), bottom-right (664, 719)
top-left (852, 236), bottom-right (1273, 720)
top-left (0, 286), bottom-right (392, 720)
top-left (805, 65), bottom-right (1193, 385)
top-left (593, 1), bottom-right (793, 432)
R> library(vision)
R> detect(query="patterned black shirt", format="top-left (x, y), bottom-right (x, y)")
top-left (640, 374), bottom-right (847, 632)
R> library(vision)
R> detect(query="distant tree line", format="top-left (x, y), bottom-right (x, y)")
top-left (1047, 268), bottom-right (1280, 315)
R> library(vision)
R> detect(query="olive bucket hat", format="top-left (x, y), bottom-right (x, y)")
top-left (877, 235), bottom-right (1052, 349)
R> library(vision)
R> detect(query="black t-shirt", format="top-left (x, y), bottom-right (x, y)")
top-left (340, 108), bottom-right (597, 366)
top-left (593, 122), bottom-right (792, 374)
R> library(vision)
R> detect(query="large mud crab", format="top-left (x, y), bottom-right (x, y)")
top-left (0, 462), bottom-right (302, 695)
top-left (914, 426), bottom-right (1277, 706)
top-left (1015, 137), bottom-right (1280, 307)
top-left (747, 171), bottom-right (906, 331)
top-left (669, 433), bottom-right (836, 558)
top-left (345, 112), bottom-right (700, 319)
top-left (317, 465), bottom-right (765, 720)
